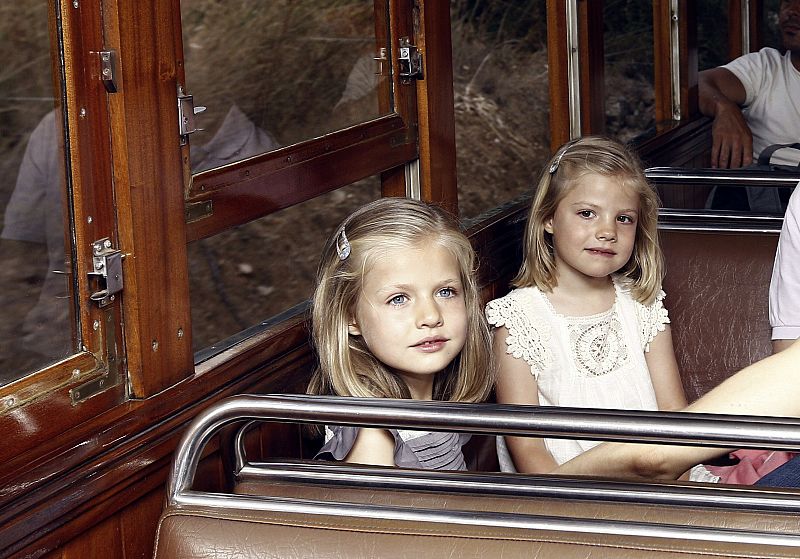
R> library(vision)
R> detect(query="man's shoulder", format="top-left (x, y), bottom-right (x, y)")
top-left (722, 48), bottom-right (787, 95)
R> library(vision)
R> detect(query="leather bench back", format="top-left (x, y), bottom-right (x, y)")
top-left (153, 478), bottom-right (800, 558)
top-left (661, 229), bottom-right (778, 401)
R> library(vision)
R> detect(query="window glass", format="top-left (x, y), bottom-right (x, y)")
top-left (189, 177), bottom-right (381, 353)
top-left (451, 0), bottom-right (550, 221)
top-left (0, 2), bottom-right (74, 384)
top-left (181, 0), bottom-right (391, 174)
top-left (698, 1), bottom-right (729, 70)
top-left (604, 0), bottom-right (655, 142)
top-left (763, 0), bottom-right (783, 49)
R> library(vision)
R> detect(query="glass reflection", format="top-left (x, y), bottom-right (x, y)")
top-left (698, 1), bottom-right (729, 71)
top-left (604, 0), bottom-right (655, 142)
top-left (189, 177), bottom-right (381, 354)
top-left (451, 0), bottom-right (550, 220)
top-left (0, 2), bottom-right (73, 384)
top-left (181, 0), bottom-right (390, 174)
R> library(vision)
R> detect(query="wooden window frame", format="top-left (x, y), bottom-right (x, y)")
top-left (0, 0), bottom-right (459, 554)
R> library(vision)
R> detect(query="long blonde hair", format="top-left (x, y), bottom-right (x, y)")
top-left (308, 197), bottom-right (493, 402)
top-left (514, 136), bottom-right (664, 304)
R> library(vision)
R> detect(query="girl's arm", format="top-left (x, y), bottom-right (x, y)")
top-left (494, 326), bottom-right (559, 473)
top-left (345, 428), bottom-right (396, 466)
top-left (557, 339), bottom-right (800, 480)
top-left (645, 325), bottom-right (688, 410)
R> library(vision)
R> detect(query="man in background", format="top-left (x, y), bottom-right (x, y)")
top-left (700, 0), bottom-right (799, 211)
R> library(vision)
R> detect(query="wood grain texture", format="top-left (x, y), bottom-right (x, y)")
top-left (104, 0), bottom-right (194, 396)
top-left (414, 0), bottom-right (458, 213)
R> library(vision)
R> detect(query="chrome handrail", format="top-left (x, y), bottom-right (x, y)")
top-left (168, 394), bottom-right (800, 504)
top-left (171, 489), bottom-right (800, 549)
top-left (647, 166), bottom-right (800, 187)
top-left (658, 208), bottom-right (783, 233)
top-left (165, 395), bottom-right (800, 549)
top-left (240, 460), bottom-right (800, 514)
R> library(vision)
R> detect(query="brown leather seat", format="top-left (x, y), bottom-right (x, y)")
top-left (661, 229), bottom-right (778, 401)
top-left (154, 473), bottom-right (800, 558)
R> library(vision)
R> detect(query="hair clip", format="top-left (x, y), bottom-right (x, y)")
top-left (336, 228), bottom-right (351, 260)
top-left (548, 139), bottom-right (578, 174)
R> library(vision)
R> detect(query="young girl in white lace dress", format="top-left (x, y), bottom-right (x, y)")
top-left (308, 198), bottom-right (494, 469)
top-left (486, 136), bottom-right (696, 475)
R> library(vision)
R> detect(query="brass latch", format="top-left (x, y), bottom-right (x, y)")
top-left (398, 37), bottom-right (423, 83)
top-left (99, 49), bottom-right (118, 93)
top-left (177, 85), bottom-right (207, 145)
top-left (88, 238), bottom-right (124, 307)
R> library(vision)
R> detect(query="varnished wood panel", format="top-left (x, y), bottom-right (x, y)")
top-left (637, 118), bottom-right (712, 168)
top-left (60, 512), bottom-right (120, 559)
top-left (103, 0), bottom-right (194, 396)
top-left (728, 0), bottom-right (745, 59)
top-left (1, 319), bottom-right (313, 558)
top-left (547, 1), bottom-right (570, 149)
top-left (39, 470), bottom-right (170, 559)
top-left (185, 118), bottom-right (417, 242)
top-left (654, 1), bottom-right (698, 123)
top-left (680, 0), bottom-right (699, 119)
top-left (578, 0), bottom-right (605, 135)
top-left (60, 0), bottom-right (120, 361)
top-left (415, 0), bottom-right (458, 214)
top-left (653, 0), bottom-right (674, 123)
top-left (120, 490), bottom-right (165, 559)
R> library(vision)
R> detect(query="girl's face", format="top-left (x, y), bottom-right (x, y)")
top-left (545, 174), bottom-right (639, 285)
top-left (348, 242), bottom-right (468, 400)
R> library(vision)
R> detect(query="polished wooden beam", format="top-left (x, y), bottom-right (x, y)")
top-left (185, 117), bottom-right (416, 242)
top-left (103, 0), bottom-right (194, 396)
top-left (547, 1), bottom-right (571, 150)
top-left (578, 0), bottom-right (605, 135)
top-left (653, 0), bottom-right (698, 123)
top-left (414, 0), bottom-right (458, 214)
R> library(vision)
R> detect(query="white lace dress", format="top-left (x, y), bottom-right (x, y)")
top-left (486, 277), bottom-right (669, 470)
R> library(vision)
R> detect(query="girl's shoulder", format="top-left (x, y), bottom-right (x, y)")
top-left (486, 287), bottom-right (554, 375)
top-left (485, 286), bottom-right (547, 326)
top-left (612, 276), bottom-right (669, 351)
top-left (612, 275), bottom-right (667, 309)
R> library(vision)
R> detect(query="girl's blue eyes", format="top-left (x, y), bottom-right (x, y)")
top-left (438, 287), bottom-right (457, 298)
top-left (387, 287), bottom-right (457, 306)
top-left (388, 294), bottom-right (408, 306)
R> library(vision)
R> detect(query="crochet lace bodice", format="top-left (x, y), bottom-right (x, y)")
top-left (486, 278), bottom-right (670, 467)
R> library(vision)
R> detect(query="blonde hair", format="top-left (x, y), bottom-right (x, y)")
top-left (308, 197), bottom-right (493, 403)
top-left (514, 136), bottom-right (664, 304)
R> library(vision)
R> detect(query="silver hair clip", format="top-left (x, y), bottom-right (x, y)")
top-left (549, 139), bottom-right (578, 174)
top-left (336, 228), bottom-right (351, 260)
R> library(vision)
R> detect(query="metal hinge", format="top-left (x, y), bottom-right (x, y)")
top-left (99, 49), bottom-right (118, 93)
top-left (177, 85), bottom-right (206, 145)
top-left (88, 238), bottom-right (124, 307)
top-left (398, 37), bottom-right (423, 83)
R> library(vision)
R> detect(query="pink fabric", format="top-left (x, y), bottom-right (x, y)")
top-left (705, 450), bottom-right (796, 485)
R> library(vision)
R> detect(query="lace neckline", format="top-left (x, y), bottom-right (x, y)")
top-left (538, 278), bottom-right (621, 322)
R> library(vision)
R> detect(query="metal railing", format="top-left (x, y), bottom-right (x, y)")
top-left (164, 394), bottom-right (800, 548)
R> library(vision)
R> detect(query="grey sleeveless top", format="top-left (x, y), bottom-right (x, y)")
top-left (315, 425), bottom-right (471, 470)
